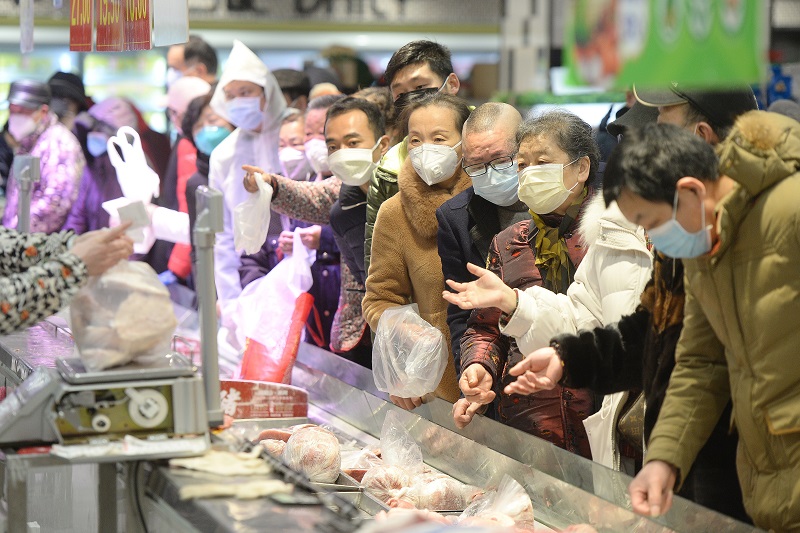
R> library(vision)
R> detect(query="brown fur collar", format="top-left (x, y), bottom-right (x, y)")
top-left (397, 156), bottom-right (473, 239)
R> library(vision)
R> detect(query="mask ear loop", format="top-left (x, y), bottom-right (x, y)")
top-left (563, 156), bottom-right (583, 193)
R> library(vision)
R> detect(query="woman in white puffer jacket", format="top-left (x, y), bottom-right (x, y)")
top-left (445, 193), bottom-right (652, 471)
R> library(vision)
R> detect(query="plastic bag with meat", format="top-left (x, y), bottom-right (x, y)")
top-left (71, 261), bottom-right (177, 371)
top-left (407, 476), bottom-right (484, 511)
top-left (362, 411), bottom-right (424, 503)
top-left (458, 475), bottom-right (534, 528)
top-left (282, 425), bottom-right (341, 483)
top-left (341, 447), bottom-right (383, 483)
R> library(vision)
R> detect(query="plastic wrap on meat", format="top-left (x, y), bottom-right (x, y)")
top-left (282, 426), bottom-right (341, 483)
top-left (261, 439), bottom-right (286, 457)
top-left (256, 423), bottom-right (315, 443)
top-left (458, 475), bottom-right (534, 528)
top-left (412, 477), bottom-right (483, 511)
top-left (362, 464), bottom-right (412, 503)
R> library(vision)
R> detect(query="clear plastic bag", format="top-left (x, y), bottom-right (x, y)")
top-left (372, 304), bottom-right (448, 398)
top-left (282, 425), bottom-right (341, 483)
top-left (107, 126), bottom-right (161, 204)
top-left (362, 411), bottom-right (423, 503)
top-left (457, 474), bottom-right (534, 527)
top-left (233, 173), bottom-right (273, 255)
top-left (70, 261), bottom-right (177, 371)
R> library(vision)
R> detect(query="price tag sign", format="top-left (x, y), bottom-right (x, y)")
top-left (69, 0), bottom-right (93, 51)
top-left (96, 0), bottom-right (124, 52)
top-left (123, 0), bottom-right (152, 51)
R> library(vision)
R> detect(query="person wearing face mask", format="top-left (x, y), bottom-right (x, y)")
top-left (240, 94), bottom-right (346, 355)
top-left (207, 40), bottom-right (287, 330)
top-left (162, 77), bottom-right (212, 281)
top-left (503, 103), bottom-right (757, 521)
top-left (444, 108), bottom-right (656, 475)
top-left (166, 35), bottom-right (218, 88)
top-left (364, 40), bottom-right (462, 280)
top-left (278, 115), bottom-right (314, 182)
top-left (63, 97), bottom-right (142, 234)
top-left (451, 110), bottom-right (600, 459)
top-left (2, 80), bottom-right (85, 234)
top-left (362, 93), bottom-right (472, 410)
top-left (326, 97), bottom-right (390, 367)
top-left (435, 102), bottom-right (525, 383)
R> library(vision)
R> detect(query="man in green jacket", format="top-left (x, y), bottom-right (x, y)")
top-left (364, 40), bottom-right (461, 276)
top-left (604, 116), bottom-right (800, 530)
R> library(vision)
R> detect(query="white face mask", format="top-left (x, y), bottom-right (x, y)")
top-left (409, 141), bottom-right (462, 186)
top-left (8, 113), bottom-right (38, 142)
top-left (279, 147), bottom-right (314, 181)
top-left (327, 139), bottom-right (382, 186)
top-left (518, 157), bottom-right (580, 214)
top-left (166, 67), bottom-right (183, 88)
top-left (226, 96), bottom-right (263, 131)
top-left (304, 138), bottom-right (330, 174)
top-left (471, 164), bottom-right (520, 206)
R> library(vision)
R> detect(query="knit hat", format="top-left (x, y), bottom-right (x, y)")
top-left (48, 72), bottom-right (89, 112)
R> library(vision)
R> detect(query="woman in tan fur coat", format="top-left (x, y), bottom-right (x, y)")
top-left (363, 93), bottom-right (472, 409)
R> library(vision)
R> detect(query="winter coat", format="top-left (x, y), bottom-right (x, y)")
top-left (437, 188), bottom-right (530, 375)
top-left (330, 184), bottom-right (368, 286)
top-left (3, 114), bottom-right (84, 233)
top-left (62, 154), bottom-right (122, 234)
top-left (499, 195), bottom-right (652, 469)
top-left (167, 137), bottom-right (200, 279)
top-left (363, 157), bottom-right (472, 403)
top-left (460, 194), bottom-right (594, 458)
top-left (266, 174), bottom-right (364, 354)
top-left (645, 111), bottom-right (800, 531)
top-left (209, 40), bottom-right (287, 322)
top-left (364, 139), bottom-right (405, 278)
top-left (0, 228), bottom-right (87, 335)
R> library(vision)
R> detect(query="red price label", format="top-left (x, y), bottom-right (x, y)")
top-left (69, 0), bottom-right (93, 51)
top-left (96, 0), bottom-right (123, 52)
top-left (123, 0), bottom-right (151, 51)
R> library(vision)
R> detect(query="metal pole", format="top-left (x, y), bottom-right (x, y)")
top-left (13, 156), bottom-right (40, 233)
top-left (193, 186), bottom-right (224, 427)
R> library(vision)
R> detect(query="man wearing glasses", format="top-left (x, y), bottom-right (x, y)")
top-left (436, 102), bottom-right (523, 393)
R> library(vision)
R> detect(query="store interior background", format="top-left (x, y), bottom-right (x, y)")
top-left (0, 0), bottom-right (798, 133)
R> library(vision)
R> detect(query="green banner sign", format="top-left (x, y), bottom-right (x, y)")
top-left (565, 0), bottom-right (768, 89)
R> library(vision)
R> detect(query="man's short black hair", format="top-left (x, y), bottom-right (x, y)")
top-left (184, 35), bottom-right (218, 77)
top-left (273, 69), bottom-right (311, 102)
top-left (384, 40), bottom-right (453, 86)
top-left (603, 123), bottom-right (719, 206)
top-left (325, 96), bottom-right (385, 143)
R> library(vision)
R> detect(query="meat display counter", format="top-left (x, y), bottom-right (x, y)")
top-left (0, 324), bottom-right (761, 532)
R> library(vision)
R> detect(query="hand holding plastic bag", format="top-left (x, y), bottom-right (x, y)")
top-left (70, 261), bottom-right (177, 371)
top-left (234, 172), bottom-right (273, 255)
top-left (107, 126), bottom-right (160, 204)
top-left (373, 304), bottom-right (447, 399)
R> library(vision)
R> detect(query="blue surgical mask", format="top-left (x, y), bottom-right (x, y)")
top-left (647, 189), bottom-right (712, 259)
top-left (471, 164), bottom-right (520, 206)
top-left (87, 131), bottom-right (109, 157)
top-left (226, 96), bottom-right (263, 131)
top-left (194, 125), bottom-right (232, 155)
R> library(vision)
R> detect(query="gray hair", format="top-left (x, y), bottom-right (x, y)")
top-left (464, 102), bottom-right (521, 152)
top-left (517, 109), bottom-right (601, 184)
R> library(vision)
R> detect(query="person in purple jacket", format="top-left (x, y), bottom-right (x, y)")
top-left (3, 80), bottom-right (85, 233)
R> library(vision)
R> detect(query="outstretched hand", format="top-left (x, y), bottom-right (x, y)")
top-left (503, 346), bottom-right (563, 396)
top-left (242, 164), bottom-right (277, 193)
top-left (442, 263), bottom-right (517, 314)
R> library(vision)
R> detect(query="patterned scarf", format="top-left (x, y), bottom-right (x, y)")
top-left (529, 187), bottom-right (588, 293)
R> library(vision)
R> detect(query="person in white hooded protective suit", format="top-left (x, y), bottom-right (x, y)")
top-left (208, 40), bottom-right (288, 323)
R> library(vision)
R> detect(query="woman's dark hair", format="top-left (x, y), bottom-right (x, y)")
top-left (603, 122), bottom-right (719, 206)
top-left (182, 92), bottom-right (214, 147)
top-left (517, 109), bottom-right (601, 187)
top-left (398, 92), bottom-right (470, 140)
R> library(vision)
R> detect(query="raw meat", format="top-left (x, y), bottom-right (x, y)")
top-left (283, 426), bottom-right (341, 483)
top-left (362, 465), bottom-right (412, 503)
top-left (257, 423), bottom-right (315, 443)
top-left (562, 525), bottom-right (599, 533)
top-left (261, 439), bottom-right (286, 457)
top-left (115, 292), bottom-right (177, 354)
top-left (411, 477), bottom-right (480, 511)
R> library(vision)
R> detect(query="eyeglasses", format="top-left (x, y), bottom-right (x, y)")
top-left (462, 153), bottom-right (517, 177)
